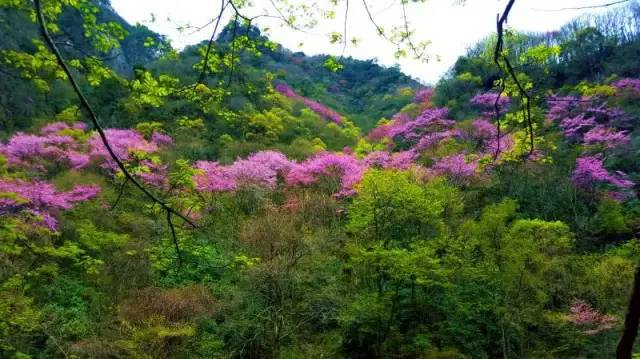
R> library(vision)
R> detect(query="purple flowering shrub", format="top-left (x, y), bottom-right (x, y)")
top-left (545, 93), bottom-right (636, 198)
top-left (572, 156), bottom-right (633, 191)
top-left (432, 154), bottom-right (479, 183)
top-left (471, 91), bottom-right (511, 117)
top-left (612, 78), bottom-right (640, 96)
top-left (413, 88), bottom-right (434, 104)
top-left (275, 83), bottom-right (343, 124)
top-left (548, 95), bottom-right (632, 146)
top-left (564, 300), bottom-right (616, 335)
top-left (195, 151), bottom-right (295, 193)
top-left (0, 179), bottom-right (100, 231)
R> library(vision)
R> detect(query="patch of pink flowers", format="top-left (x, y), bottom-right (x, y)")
top-left (363, 150), bottom-right (417, 170)
top-left (286, 152), bottom-right (365, 197)
top-left (0, 179), bottom-right (100, 230)
top-left (572, 156), bottom-right (633, 191)
top-left (0, 121), bottom-right (90, 171)
top-left (565, 300), bottom-right (616, 335)
top-left (433, 154), bottom-right (478, 180)
top-left (583, 125), bottom-right (629, 148)
top-left (275, 83), bottom-right (343, 124)
top-left (194, 151), bottom-right (294, 193)
top-left (471, 91), bottom-right (511, 116)
top-left (612, 78), bottom-right (640, 95)
top-left (413, 88), bottom-right (434, 104)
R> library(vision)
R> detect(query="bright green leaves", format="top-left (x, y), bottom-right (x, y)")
top-left (168, 159), bottom-right (199, 191)
top-left (348, 169), bottom-right (460, 246)
top-left (135, 121), bottom-right (164, 137)
top-left (520, 44), bottom-right (561, 65)
top-left (323, 55), bottom-right (344, 72)
top-left (246, 109), bottom-right (286, 143)
top-left (68, 56), bottom-right (115, 87)
top-left (176, 116), bottom-right (205, 130)
top-left (1, 40), bottom-right (66, 92)
top-left (124, 70), bottom-right (178, 112)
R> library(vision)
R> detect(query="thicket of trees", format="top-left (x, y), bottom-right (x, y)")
top-left (1, 0), bottom-right (640, 358)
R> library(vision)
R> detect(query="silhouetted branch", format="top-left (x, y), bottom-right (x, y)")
top-left (197, 0), bottom-right (229, 85)
top-left (341, 0), bottom-right (350, 58)
top-left (617, 265), bottom-right (640, 358)
top-left (110, 178), bottom-right (128, 211)
top-left (533, 0), bottom-right (630, 12)
top-left (34, 0), bottom-right (197, 265)
top-left (362, 0), bottom-right (402, 51)
top-left (494, 0), bottom-right (534, 155)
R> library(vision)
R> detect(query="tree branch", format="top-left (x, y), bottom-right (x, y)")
top-left (494, 0), bottom-right (534, 155)
top-left (533, 0), bottom-right (630, 12)
top-left (34, 0), bottom-right (197, 264)
top-left (197, 0), bottom-right (229, 85)
top-left (618, 265), bottom-right (640, 358)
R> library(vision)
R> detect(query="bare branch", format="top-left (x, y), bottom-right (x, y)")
top-left (533, 0), bottom-right (630, 12)
top-left (197, 0), bottom-right (230, 85)
top-left (341, 0), bottom-right (350, 58)
top-left (34, 0), bottom-right (197, 265)
top-left (617, 265), bottom-right (640, 359)
top-left (110, 178), bottom-right (128, 211)
top-left (494, 0), bottom-right (534, 155)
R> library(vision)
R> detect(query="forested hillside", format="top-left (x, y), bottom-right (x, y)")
top-left (1, 0), bottom-right (640, 358)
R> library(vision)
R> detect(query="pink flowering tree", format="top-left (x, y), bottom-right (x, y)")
top-left (432, 154), bottom-right (479, 185)
top-left (0, 122), bottom-right (90, 171)
top-left (471, 91), bottom-right (511, 117)
top-left (572, 156), bottom-right (634, 195)
top-left (0, 179), bottom-right (100, 231)
top-left (565, 300), bottom-right (616, 335)
top-left (583, 125), bottom-right (630, 149)
top-left (363, 150), bottom-right (417, 170)
top-left (286, 152), bottom-right (365, 197)
top-left (275, 82), bottom-right (343, 124)
top-left (612, 78), bottom-right (640, 97)
top-left (413, 88), bottom-right (434, 104)
top-left (88, 128), bottom-right (173, 188)
top-left (194, 150), bottom-right (294, 194)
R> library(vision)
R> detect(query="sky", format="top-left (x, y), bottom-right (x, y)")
top-left (110, 0), bottom-right (626, 84)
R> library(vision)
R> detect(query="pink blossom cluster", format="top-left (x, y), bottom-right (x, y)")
top-left (87, 128), bottom-right (173, 187)
top-left (286, 152), bottom-right (365, 196)
top-left (470, 119), bottom-right (498, 142)
top-left (413, 130), bottom-right (462, 152)
top-left (572, 156), bottom-right (633, 190)
top-left (484, 133), bottom-right (515, 158)
top-left (89, 129), bottom-right (159, 171)
top-left (548, 94), bottom-right (635, 197)
top-left (547, 96), bottom-right (586, 121)
top-left (413, 88), bottom-right (434, 104)
top-left (548, 96), bottom-right (631, 148)
top-left (612, 78), bottom-right (640, 95)
top-left (194, 151), bottom-right (295, 193)
top-left (560, 114), bottom-right (597, 140)
top-left (1, 123), bottom-right (174, 189)
top-left (387, 108), bottom-right (453, 141)
top-left (275, 83), bottom-right (343, 124)
top-left (367, 113), bottom-right (411, 141)
top-left (565, 300), bottom-right (616, 335)
top-left (194, 150), bottom-right (368, 197)
top-left (0, 179), bottom-right (100, 230)
top-left (0, 122), bottom-right (90, 170)
top-left (432, 154), bottom-right (478, 181)
top-left (470, 92), bottom-right (511, 116)
top-left (583, 125), bottom-right (630, 148)
top-left (363, 150), bottom-right (417, 170)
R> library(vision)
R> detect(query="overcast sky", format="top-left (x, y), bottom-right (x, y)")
top-left (110, 0), bottom-right (625, 83)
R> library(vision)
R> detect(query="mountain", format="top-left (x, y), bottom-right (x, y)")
top-left (2, 1), bottom-right (640, 358)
